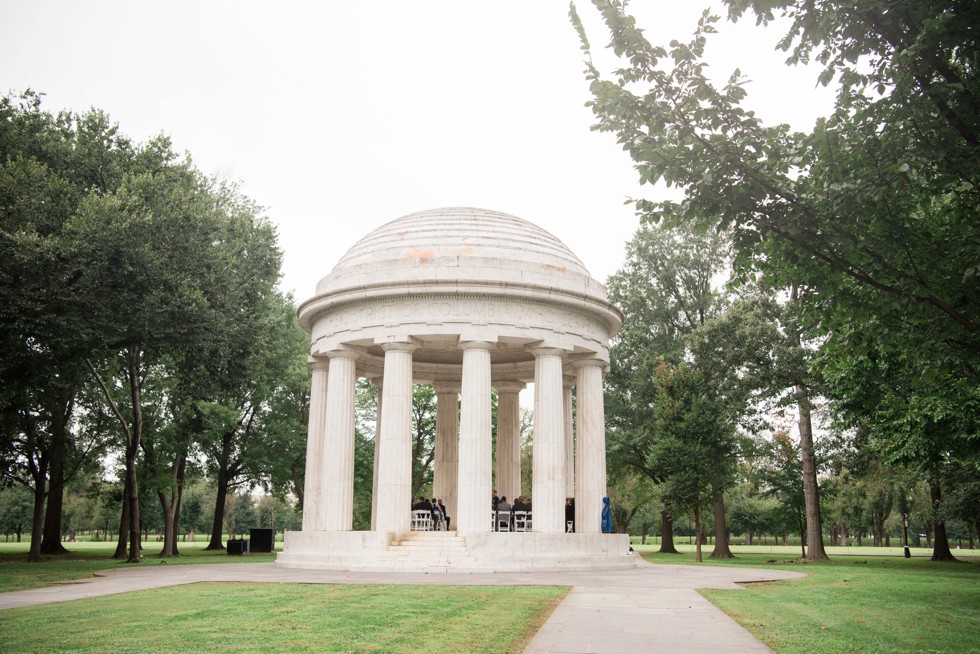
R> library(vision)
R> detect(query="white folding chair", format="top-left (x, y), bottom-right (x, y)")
top-left (513, 510), bottom-right (528, 532)
top-left (411, 509), bottom-right (431, 531)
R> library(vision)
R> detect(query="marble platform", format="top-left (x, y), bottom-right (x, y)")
top-left (276, 530), bottom-right (636, 573)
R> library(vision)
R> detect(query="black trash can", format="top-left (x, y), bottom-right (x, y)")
top-left (249, 528), bottom-right (275, 553)
top-left (227, 538), bottom-right (248, 555)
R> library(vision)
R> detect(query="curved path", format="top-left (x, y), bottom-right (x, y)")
top-left (0, 557), bottom-right (804, 653)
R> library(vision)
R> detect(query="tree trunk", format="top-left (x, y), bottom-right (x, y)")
top-left (291, 457), bottom-right (305, 511)
top-left (113, 490), bottom-right (129, 559)
top-left (125, 443), bottom-right (141, 563)
top-left (41, 389), bottom-right (74, 554)
top-left (694, 507), bottom-right (702, 563)
top-left (709, 490), bottom-right (734, 559)
top-left (796, 385), bottom-right (829, 560)
top-left (27, 478), bottom-right (46, 563)
top-left (158, 451), bottom-right (187, 557)
top-left (207, 472), bottom-right (230, 550)
top-left (658, 510), bottom-right (679, 553)
top-left (840, 522), bottom-right (848, 547)
top-left (40, 387), bottom-right (73, 555)
top-left (929, 479), bottom-right (957, 562)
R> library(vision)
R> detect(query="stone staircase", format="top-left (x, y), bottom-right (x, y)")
top-left (349, 531), bottom-right (485, 573)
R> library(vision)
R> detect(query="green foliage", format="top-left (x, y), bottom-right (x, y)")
top-left (605, 220), bottom-right (731, 484)
top-left (575, 1), bottom-right (979, 374)
top-left (0, 90), bottom-right (296, 559)
top-left (648, 361), bottom-right (735, 516)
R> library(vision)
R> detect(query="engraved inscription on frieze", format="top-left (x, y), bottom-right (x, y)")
top-left (318, 297), bottom-right (601, 340)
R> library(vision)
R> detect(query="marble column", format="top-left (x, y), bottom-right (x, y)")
top-left (495, 382), bottom-right (524, 502)
top-left (563, 380), bottom-right (575, 500)
top-left (375, 342), bottom-right (416, 532)
top-left (302, 358), bottom-right (329, 531)
top-left (370, 379), bottom-right (382, 531)
top-left (531, 347), bottom-right (566, 533)
top-left (432, 383), bottom-right (460, 531)
top-left (575, 359), bottom-right (607, 534)
top-left (456, 341), bottom-right (493, 532)
top-left (321, 349), bottom-right (358, 531)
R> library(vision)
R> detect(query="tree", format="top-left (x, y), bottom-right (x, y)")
top-left (647, 361), bottom-right (735, 562)
top-left (605, 220), bottom-right (729, 553)
top-left (0, 91), bottom-right (136, 560)
top-left (572, 0), bottom-right (978, 560)
top-left (573, 0), bottom-right (978, 371)
top-left (0, 485), bottom-right (33, 542)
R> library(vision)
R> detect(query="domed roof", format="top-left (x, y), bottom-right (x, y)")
top-left (315, 207), bottom-right (606, 300)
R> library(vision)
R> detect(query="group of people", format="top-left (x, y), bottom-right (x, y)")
top-left (411, 496), bottom-right (450, 529)
top-left (491, 491), bottom-right (533, 531)
top-left (492, 491), bottom-right (531, 514)
top-left (406, 492), bottom-right (611, 533)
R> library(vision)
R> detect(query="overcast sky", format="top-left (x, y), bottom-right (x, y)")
top-left (1, 1), bottom-right (834, 300)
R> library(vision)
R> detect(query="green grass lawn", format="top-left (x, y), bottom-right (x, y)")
top-left (4, 540), bottom-right (979, 653)
top-left (641, 549), bottom-right (980, 654)
top-left (0, 583), bottom-right (568, 654)
top-left (0, 541), bottom-right (276, 592)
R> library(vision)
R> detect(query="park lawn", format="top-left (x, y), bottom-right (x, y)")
top-left (0, 582), bottom-right (568, 654)
top-left (643, 550), bottom-right (980, 654)
top-left (0, 542), bottom-right (276, 592)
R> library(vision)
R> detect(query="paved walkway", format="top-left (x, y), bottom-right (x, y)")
top-left (0, 558), bottom-right (804, 653)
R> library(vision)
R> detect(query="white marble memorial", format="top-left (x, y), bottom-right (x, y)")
top-left (277, 207), bottom-right (634, 572)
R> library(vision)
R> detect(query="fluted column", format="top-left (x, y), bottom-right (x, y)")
top-left (375, 342), bottom-right (416, 532)
top-left (302, 358), bottom-right (329, 531)
top-left (495, 381), bottom-right (524, 501)
top-left (563, 380), bottom-right (575, 499)
top-left (531, 347), bottom-right (566, 533)
top-left (370, 379), bottom-right (382, 530)
top-left (575, 359), bottom-right (607, 534)
top-left (456, 341), bottom-right (494, 532)
top-left (432, 382), bottom-right (460, 530)
top-left (321, 349), bottom-right (358, 531)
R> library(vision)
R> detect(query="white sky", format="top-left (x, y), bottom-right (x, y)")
top-left (1, 1), bottom-right (834, 300)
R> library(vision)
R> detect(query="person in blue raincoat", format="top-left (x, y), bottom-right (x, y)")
top-left (601, 496), bottom-right (613, 533)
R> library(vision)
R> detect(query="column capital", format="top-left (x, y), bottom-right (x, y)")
top-left (459, 340), bottom-right (495, 352)
top-left (432, 382), bottom-right (461, 395)
top-left (307, 356), bottom-right (330, 372)
top-left (324, 347), bottom-right (361, 361)
top-left (572, 357), bottom-right (607, 370)
top-left (494, 381), bottom-right (526, 394)
top-left (381, 340), bottom-right (418, 354)
top-left (528, 346), bottom-right (565, 358)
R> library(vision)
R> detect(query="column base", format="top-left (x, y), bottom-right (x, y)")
top-left (277, 530), bottom-right (636, 573)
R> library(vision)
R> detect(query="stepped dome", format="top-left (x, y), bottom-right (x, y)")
top-left (314, 207), bottom-right (607, 301)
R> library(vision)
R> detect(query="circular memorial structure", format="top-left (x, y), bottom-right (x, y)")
top-left (277, 207), bottom-right (634, 571)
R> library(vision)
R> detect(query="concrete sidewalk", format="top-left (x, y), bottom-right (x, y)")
top-left (0, 557), bottom-right (804, 653)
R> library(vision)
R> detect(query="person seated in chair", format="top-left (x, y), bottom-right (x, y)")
top-left (437, 499), bottom-right (450, 529)
top-left (412, 496), bottom-right (432, 511)
top-left (512, 496), bottom-right (529, 512)
top-left (495, 496), bottom-right (512, 530)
